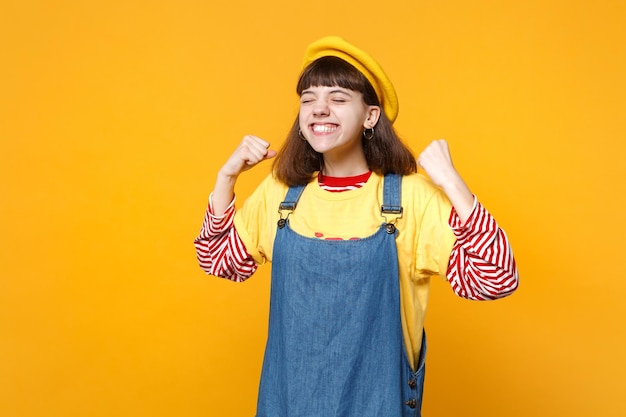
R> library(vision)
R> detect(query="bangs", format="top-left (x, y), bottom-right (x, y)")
top-left (296, 56), bottom-right (379, 105)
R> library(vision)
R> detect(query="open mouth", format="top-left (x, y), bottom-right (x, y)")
top-left (311, 123), bottom-right (338, 133)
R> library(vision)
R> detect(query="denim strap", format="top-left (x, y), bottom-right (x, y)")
top-left (381, 173), bottom-right (402, 214)
top-left (279, 184), bottom-right (306, 212)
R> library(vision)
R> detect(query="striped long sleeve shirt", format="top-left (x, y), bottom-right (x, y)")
top-left (194, 175), bottom-right (518, 301)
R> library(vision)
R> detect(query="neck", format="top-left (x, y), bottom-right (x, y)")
top-left (321, 150), bottom-right (368, 177)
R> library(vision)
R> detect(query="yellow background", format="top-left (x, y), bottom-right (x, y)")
top-left (1, 0), bottom-right (625, 416)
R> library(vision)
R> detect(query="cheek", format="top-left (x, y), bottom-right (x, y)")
top-left (298, 109), bottom-right (308, 128)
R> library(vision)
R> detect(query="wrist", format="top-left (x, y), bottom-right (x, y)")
top-left (440, 175), bottom-right (474, 223)
top-left (216, 168), bottom-right (239, 185)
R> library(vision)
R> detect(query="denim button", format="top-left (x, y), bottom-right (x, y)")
top-left (408, 379), bottom-right (417, 389)
top-left (405, 399), bottom-right (417, 408)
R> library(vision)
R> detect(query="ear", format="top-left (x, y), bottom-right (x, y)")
top-left (364, 105), bottom-right (381, 128)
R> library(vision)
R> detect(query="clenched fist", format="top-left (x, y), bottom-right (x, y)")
top-left (417, 139), bottom-right (458, 189)
top-left (220, 135), bottom-right (277, 178)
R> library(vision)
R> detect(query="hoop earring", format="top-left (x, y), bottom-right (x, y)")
top-left (363, 127), bottom-right (375, 140)
top-left (298, 128), bottom-right (306, 140)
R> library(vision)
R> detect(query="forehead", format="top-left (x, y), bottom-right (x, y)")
top-left (297, 57), bottom-right (368, 95)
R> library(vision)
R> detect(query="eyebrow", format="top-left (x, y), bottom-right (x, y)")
top-left (301, 88), bottom-right (353, 96)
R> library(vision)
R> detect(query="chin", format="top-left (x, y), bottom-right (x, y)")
top-left (305, 139), bottom-right (333, 154)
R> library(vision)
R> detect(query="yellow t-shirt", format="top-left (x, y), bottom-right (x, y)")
top-left (234, 172), bottom-right (456, 369)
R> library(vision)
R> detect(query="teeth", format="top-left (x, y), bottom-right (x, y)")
top-left (312, 124), bottom-right (337, 133)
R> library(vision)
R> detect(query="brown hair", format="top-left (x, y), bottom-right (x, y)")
top-left (272, 56), bottom-right (417, 186)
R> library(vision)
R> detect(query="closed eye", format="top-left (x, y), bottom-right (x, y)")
top-left (329, 91), bottom-right (351, 103)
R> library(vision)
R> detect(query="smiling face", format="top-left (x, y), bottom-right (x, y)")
top-left (292, 56), bottom-right (383, 175)
top-left (273, 56), bottom-right (414, 185)
top-left (298, 86), bottom-right (380, 162)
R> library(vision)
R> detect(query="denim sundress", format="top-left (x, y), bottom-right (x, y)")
top-left (255, 174), bottom-right (425, 417)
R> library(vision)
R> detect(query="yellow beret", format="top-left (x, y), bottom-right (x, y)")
top-left (302, 36), bottom-right (399, 123)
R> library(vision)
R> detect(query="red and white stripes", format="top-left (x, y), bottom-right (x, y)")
top-left (318, 172), bottom-right (371, 192)
top-left (446, 201), bottom-right (519, 300)
top-left (194, 193), bottom-right (519, 301)
top-left (193, 200), bottom-right (257, 283)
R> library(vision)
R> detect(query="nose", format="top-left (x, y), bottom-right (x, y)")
top-left (312, 100), bottom-right (329, 117)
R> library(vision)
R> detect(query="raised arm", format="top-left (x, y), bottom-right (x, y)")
top-left (417, 139), bottom-right (474, 223)
top-left (418, 139), bottom-right (519, 300)
top-left (212, 135), bottom-right (277, 215)
top-left (194, 135), bottom-right (276, 281)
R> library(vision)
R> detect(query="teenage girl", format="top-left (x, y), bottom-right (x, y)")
top-left (195, 36), bottom-right (518, 417)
